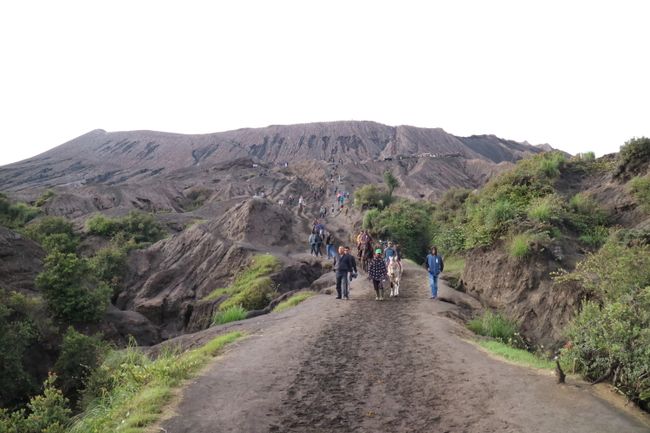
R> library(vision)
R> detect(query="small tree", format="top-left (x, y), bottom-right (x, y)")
top-left (383, 171), bottom-right (399, 197)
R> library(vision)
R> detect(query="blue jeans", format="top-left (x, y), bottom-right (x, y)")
top-left (326, 244), bottom-right (335, 258)
top-left (428, 273), bottom-right (439, 298)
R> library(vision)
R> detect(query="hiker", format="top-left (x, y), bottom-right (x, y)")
top-left (315, 230), bottom-right (323, 256)
top-left (298, 195), bottom-right (305, 212)
top-left (384, 242), bottom-right (397, 264)
top-left (333, 246), bottom-right (357, 299)
top-left (319, 206), bottom-right (327, 218)
top-left (426, 246), bottom-right (444, 299)
top-left (309, 231), bottom-right (322, 256)
top-left (344, 246), bottom-right (358, 292)
top-left (368, 248), bottom-right (388, 300)
top-left (325, 232), bottom-right (335, 259)
top-left (288, 194), bottom-right (294, 206)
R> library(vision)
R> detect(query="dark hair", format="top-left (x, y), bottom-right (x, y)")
top-left (431, 246), bottom-right (438, 254)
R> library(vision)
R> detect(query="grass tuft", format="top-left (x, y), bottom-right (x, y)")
top-left (273, 292), bottom-right (315, 313)
top-left (476, 340), bottom-right (555, 370)
top-left (508, 234), bottom-right (532, 259)
top-left (467, 311), bottom-right (522, 347)
top-left (212, 305), bottom-right (247, 325)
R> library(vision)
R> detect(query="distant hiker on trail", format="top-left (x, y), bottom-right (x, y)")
top-left (319, 206), bottom-right (327, 218)
top-left (384, 242), bottom-right (397, 264)
top-left (309, 231), bottom-right (322, 256)
top-left (344, 246), bottom-right (357, 292)
top-left (368, 248), bottom-right (388, 301)
top-left (315, 230), bottom-right (323, 256)
top-left (288, 195), bottom-right (294, 206)
top-left (426, 246), bottom-right (444, 299)
top-left (325, 232), bottom-right (335, 259)
top-left (298, 195), bottom-right (305, 212)
top-left (278, 199), bottom-right (284, 207)
top-left (333, 246), bottom-right (357, 299)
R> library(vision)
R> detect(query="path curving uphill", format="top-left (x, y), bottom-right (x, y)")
top-left (159, 263), bottom-right (649, 433)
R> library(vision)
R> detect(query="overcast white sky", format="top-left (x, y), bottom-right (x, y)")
top-left (1, 0), bottom-right (648, 165)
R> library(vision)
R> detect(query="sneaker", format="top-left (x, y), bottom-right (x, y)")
top-left (336, 296), bottom-right (342, 299)
top-left (430, 296), bottom-right (437, 300)
top-left (344, 296), bottom-right (349, 300)
top-left (375, 296), bottom-right (379, 300)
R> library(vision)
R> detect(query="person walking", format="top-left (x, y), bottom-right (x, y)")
top-left (383, 241), bottom-right (396, 265)
top-left (314, 230), bottom-right (323, 257)
top-left (325, 232), bottom-right (335, 259)
top-left (309, 231), bottom-right (318, 256)
top-left (333, 246), bottom-right (357, 299)
top-left (368, 248), bottom-right (388, 300)
top-left (426, 246), bottom-right (444, 299)
top-left (298, 195), bottom-right (305, 212)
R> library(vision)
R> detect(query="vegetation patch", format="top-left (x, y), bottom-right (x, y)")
top-left (354, 184), bottom-right (392, 210)
top-left (68, 331), bottom-right (242, 433)
top-left (440, 255), bottom-right (465, 288)
top-left (629, 175), bottom-right (650, 212)
top-left (273, 291), bottom-right (315, 313)
top-left (507, 233), bottom-right (533, 259)
top-left (35, 190), bottom-right (56, 207)
top-left (85, 211), bottom-right (164, 248)
top-left (467, 311), bottom-right (525, 348)
top-left (0, 193), bottom-right (40, 229)
top-left (476, 340), bottom-right (555, 370)
top-left (212, 305), bottom-right (247, 325)
top-left (557, 236), bottom-right (650, 409)
top-left (204, 254), bottom-right (282, 313)
top-left (617, 136), bottom-right (650, 177)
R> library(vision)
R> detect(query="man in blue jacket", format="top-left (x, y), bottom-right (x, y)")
top-left (426, 246), bottom-right (444, 299)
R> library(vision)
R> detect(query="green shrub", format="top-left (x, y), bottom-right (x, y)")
top-left (85, 211), bottom-right (163, 246)
top-left (183, 188), bottom-right (211, 211)
top-left (383, 171), bottom-right (399, 197)
top-left (558, 238), bottom-right (650, 407)
top-left (362, 208), bottom-right (380, 230)
top-left (575, 151), bottom-right (596, 162)
top-left (629, 175), bottom-right (650, 212)
top-left (0, 374), bottom-right (72, 433)
top-left (85, 214), bottom-right (118, 237)
top-left (54, 328), bottom-right (108, 403)
top-left (0, 291), bottom-right (38, 407)
top-left (35, 190), bottom-right (56, 207)
top-left (508, 234), bottom-right (532, 259)
top-left (467, 311), bottom-right (524, 347)
top-left (212, 305), bottom-right (247, 325)
top-left (0, 194), bottom-right (40, 229)
top-left (273, 292), bottom-right (315, 313)
top-left (618, 136), bottom-right (650, 176)
top-left (24, 216), bottom-right (78, 253)
top-left (363, 199), bottom-right (434, 260)
top-left (88, 245), bottom-right (127, 289)
top-left (578, 225), bottom-right (609, 248)
top-left (36, 252), bottom-right (111, 324)
top-left (354, 184), bottom-right (391, 209)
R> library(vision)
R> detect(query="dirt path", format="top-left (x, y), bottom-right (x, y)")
top-left (160, 263), bottom-right (649, 433)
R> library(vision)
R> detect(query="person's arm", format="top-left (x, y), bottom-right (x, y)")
top-left (440, 256), bottom-right (444, 272)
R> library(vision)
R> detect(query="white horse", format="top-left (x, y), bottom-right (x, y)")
top-left (387, 256), bottom-right (402, 297)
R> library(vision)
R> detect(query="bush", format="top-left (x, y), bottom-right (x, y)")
top-left (629, 175), bottom-right (650, 212)
top-left (0, 291), bottom-right (38, 407)
top-left (364, 199), bottom-right (434, 260)
top-left (354, 184), bottom-right (391, 209)
top-left (36, 252), bottom-right (111, 324)
top-left (618, 136), bottom-right (650, 177)
top-left (0, 374), bottom-right (72, 433)
top-left (212, 305), bottom-right (247, 325)
top-left (35, 190), bottom-right (56, 207)
top-left (54, 328), bottom-right (108, 403)
top-left (467, 311), bottom-right (525, 348)
top-left (558, 239), bottom-right (650, 407)
top-left (575, 151), bottom-right (596, 162)
top-left (508, 234), bottom-right (532, 259)
top-left (0, 194), bottom-right (40, 229)
top-left (24, 216), bottom-right (78, 253)
top-left (362, 208), bottom-right (380, 231)
top-left (578, 225), bottom-right (609, 248)
top-left (85, 211), bottom-right (163, 246)
top-left (88, 245), bottom-right (127, 290)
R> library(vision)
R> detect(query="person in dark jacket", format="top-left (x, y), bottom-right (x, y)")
top-left (368, 248), bottom-right (388, 300)
top-left (333, 246), bottom-right (357, 299)
top-left (426, 246), bottom-right (444, 299)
